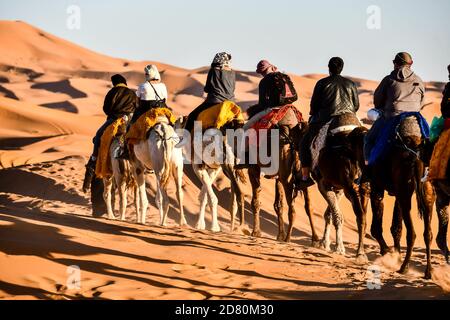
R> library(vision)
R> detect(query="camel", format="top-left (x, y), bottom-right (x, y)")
top-left (132, 118), bottom-right (186, 226)
top-left (369, 115), bottom-right (436, 279)
top-left (176, 117), bottom-right (246, 233)
top-left (434, 180), bottom-right (449, 264)
top-left (103, 138), bottom-right (140, 221)
top-left (248, 120), bottom-right (319, 244)
top-left (312, 120), bottom-right (370, 261)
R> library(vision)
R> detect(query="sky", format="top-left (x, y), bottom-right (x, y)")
top-left (0, 0), bottom-right (449, 81)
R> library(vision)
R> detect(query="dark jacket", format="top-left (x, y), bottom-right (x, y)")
top-left (441, 82), bottom-right (450, 118)
top-left (103, 85), bottom-right (138, 119)
top-left (204, 68), bottom-right (236, 104)
top-left (310, 74), bottom-right (360, 123)
top-left (374, 67), bottom-right (425, 119)
top-left (258, 72), bottom-right (291, 110)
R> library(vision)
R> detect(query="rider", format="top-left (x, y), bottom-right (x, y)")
top-left (132, 64), bottom-right (169, 123)
top-left (363, 52), bottom-right (425, 168)
top-left (235, 60), bottom-right (298, 169)
top-left (177, 52), bottom-right (235, 145)
top-left (296, 57), bottom-right (360, 189)
top-left (82, 74), bottom-right (138, 192)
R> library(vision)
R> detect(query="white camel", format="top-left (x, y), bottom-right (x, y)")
top-left (103, 138), bottom-right (140, 221)
top-left (132, 118), bottom-right (186, 226)
top-left (178, 119), bottom-right (246, 233)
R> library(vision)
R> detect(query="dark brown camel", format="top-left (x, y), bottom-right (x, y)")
top-left (313, 124), bottom-right (370, 261)
top-left (248, 118), bottom-right (320, 245)
top-left (369, 116), bottom-right (436, 279)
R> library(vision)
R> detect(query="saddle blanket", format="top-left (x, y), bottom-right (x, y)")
top-left (368, 112), bottom-right (429, 166)
top-left (310, 113), bottom-right (362, 171)
top-left (96, 117), bottom-right (126, 179)
top-left (196, 100), bottom-right (244, 130)
top-left (126, 107), bottom-right (176, 145)
top-left (429, 127), bottom-right (450, 180)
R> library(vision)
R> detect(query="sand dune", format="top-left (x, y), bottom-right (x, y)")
top-left (0, 20), bottom-right (449, 300)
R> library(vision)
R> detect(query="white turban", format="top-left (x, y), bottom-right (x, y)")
top-left (144, 64), bottom-right (161, 81)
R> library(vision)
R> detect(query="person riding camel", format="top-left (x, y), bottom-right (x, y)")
top-left (132, 64), bottom-right (168, 123)
top-left (235, 60), bottom-right (299, 169)
top-left (177, 52), bottom-right (235, 146)
top-left (363, 52), bottom-right (425, 173)
top-left (296, 57), bottom-right (360, 189)
top-left (82, 74), bottom-right (138, 192)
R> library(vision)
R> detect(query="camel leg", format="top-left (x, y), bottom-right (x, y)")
top-left (133, 184), bottom-right (140, 223)
top-left (195, 167), bottom-right (220, 232)
top-left (103, 178), bottom-right (115, 220)
top-left (229, 183), bottom-right (237, 233)
top-left (318, 182), bottom-right (345, 254)
top-left (172, 163), bottom-right (186, 226)
top-left (391, 200), bottom-right (403, 253)
top-left (321, 207), bottom-right (332, 252)
top-left (134, 167), bottom-right (148, 225)
top-left (118, 181), bottom-right (128, 221)
top-left (302, 187), bottom-right (320, 247)
top-left (196, 186), bottom-right (208, 230)
top-left (223, 164), bottom-right (245, 230)
top-left (370, 187), bottom-right (390, 255)
top-left (344, 184), bottom-right (367, 260)
top-left (283, 180), bottom-right (297, 243)
top-left (274, 179), bottom-right (286, 241)
top-left (249, 166), bottom-right (262, 237)
top-left (398, 189), bottom-right (415, 275)
top-left (435, 184), bottom-right (449, 263)
top-left (422, 180), bottom-right (435, 279)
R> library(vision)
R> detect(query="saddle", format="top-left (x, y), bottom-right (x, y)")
top-left (368, 112), bottom-right (429, 166)
top-left (196, 101), bottom-right (244, 131)
top-left (126, 107), bottom-right (176, 145)
top-left (96, 117), bottom-right (128, 179)
top-left (246, 105), bottom-right (303, 147)
top-left (311, 113), bottom-right (361, 171)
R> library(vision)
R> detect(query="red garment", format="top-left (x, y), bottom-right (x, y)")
top-left (252, 105), bottom-right (303, 131)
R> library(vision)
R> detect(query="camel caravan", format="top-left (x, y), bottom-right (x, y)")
top-left (81, 52), bottom-right (450, 279)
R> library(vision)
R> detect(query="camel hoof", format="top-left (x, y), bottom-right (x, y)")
top-left (108, 215), bottom-right (116, 220)
top-left (320, 240), bottom-right (331, 252)
top-left (311, 239), bottom-right (321, 248)
top-left (335, 246), bottom-right (346, 256)
top-left (179, 220), bottom-right (188, 227)
top-left (424, 269), bottom-right (432, 280)
top-left (195, 221), bottom-right (206, 230)
top-left (398, 265), bottom-right (409, 275)
top-left (252, 230), bottom-right (261, 238)
top-left (356, 254), bottom-right (369, 264)
top-left (211, 225), bottom-right (221, 233)
top-left (120, 216), bottom-right (126, 221)
top-left (277, 233), bottom-right (287, 242)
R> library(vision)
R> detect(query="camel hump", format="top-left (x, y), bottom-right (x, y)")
top-left (328, 113), bottom-right (361, 136)
top-left (398, 115), bottom-right (422, 138)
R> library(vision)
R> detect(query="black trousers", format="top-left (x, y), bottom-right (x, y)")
top-left (299, 122), bottom-right (322, 168)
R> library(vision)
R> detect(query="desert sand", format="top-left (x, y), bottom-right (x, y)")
top-left (0, 21), bottom-right (449, 300)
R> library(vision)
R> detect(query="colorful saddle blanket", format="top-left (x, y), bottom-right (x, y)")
top-left (126, 107), bottom-right (176, 145)
top-left (96, 117), bottom-right (127, 179)
top-left (368, 112), bottom-right (429, 166)
top-left (251, 105), bottom-right (303, 131)
top-left (196, 100), bottom-right (244, 130)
